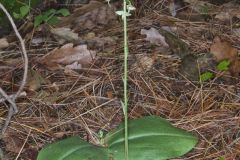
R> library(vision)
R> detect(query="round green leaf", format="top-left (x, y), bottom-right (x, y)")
top-left (37, 136), bottom-right (108, 160)
top-left (20, 5), bottom-right (30, 18)
top-left (105, 116), bottom-right (198, 160)
top-left (56, 8), bottom-right (70, 17)
top-left (13, 12), bottom-right (21, 19)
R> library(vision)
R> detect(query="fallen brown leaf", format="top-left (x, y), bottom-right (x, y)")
top-left (210, 36), bottom-right (238, 62)
top-left (2, 129), bottom-right (24, 154)
top-left (229, 58), bottom-right (240, 77)
top-left (184, 0), bottom-right (215, 14)
top-left (168, 0), bottom-right (185, 17)
top-left (210, 36), bottom-right (240, 76)
top-left (0, 38), bottom-right (9, 49)
top-left (56, 1), bottom-right (104, 27)
top-left (215, 1), bottom-right (240, 21)
top-left (39, 43), bottom-right (96, 70)
top-left (26, 69), bottom-right (47, 91)
top-left (51, 27), bottom-right (79, 43)
top-left (131, 55), bottom-right (155, 73)
top-left (141, 27), bottom-right (169, 47)
top-left (72, 2), bottom-right (117, 31)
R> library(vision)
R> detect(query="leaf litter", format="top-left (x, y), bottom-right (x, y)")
top-left (1, 0), bottom-right (240, 160)
top-left (210, 36), bottom-right (240, 76)
top-left (39, 43), bottom-right (96, 70)
top-left (141, 27), bottom-right (169, 47)
top-left (50, 27), bottom-right (79, 43)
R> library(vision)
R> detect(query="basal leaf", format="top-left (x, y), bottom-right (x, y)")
top-left (37, 116), bottom-right (198, 160)
top-left (105, 116), bottom-right (198, 160)
top-left (37, 136), bottom-right (108, 160)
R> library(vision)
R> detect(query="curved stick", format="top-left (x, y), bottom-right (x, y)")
top-left (0, 3), bottom-right (28, 133)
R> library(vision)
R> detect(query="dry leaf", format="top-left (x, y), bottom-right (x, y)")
top-left (56, 1), bottom-right (104, 27)
top-left (184, 0), bottom-right (215, 13)
top-left (26, 69), bottom-right (46, 91)
top-left (161, 26), bottom-right (177, 35)
top-left (132, 55), bottom-right (155, 73)
top-left (229, 58), bottom-right (240, 77)
top-left (0, 38), bottom-right (9, 49)
top-left (65, 61), bottom-right (82, 70)
top-left (141, 27), bottom-right (169, 47)
top-left (2, 129), bottom-right (24, 154)
top-left (169, 0), bottom-right (185, 17)
top-left (34, 90), bottom-right (61, 105)
top-left (210, 36), bottom-right (238, 62)
top-left (215, 1), bottom-right (240, 21)
top-left (73, 4), bottom-right (117, 31)
top-left (51, 27), bottom-right (79, 43)
top-left (106, 90), bottom-right (114, 99)
top-left (169, 0), bottom-right (177, 17)
top-left (39, 43), bottom-right (96, 70)
top-left (233, 28), bottom-right (240, 37)
top-left (210, 36), bottom-right (240, 76)
top-left (31, 37), bottom-right (46, 44)
top-left (84, 32), bottom-right (117, 47)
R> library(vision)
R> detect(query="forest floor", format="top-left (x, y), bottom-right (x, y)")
top-left (0, 0), bottom-right (240, 159)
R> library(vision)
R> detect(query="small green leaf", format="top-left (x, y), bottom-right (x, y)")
top-left (34, 15), bottom-right (44, 27)
top-left (217, 60), bottom-right (230, 71)
top-left (218, 157), bottom-right (225, 160)
top-left (46, 16), bottom-right (59, 25)
top-left (56, 8), bottom-right (70, 17)
top-left (20, 5), bottom-right (30, 18)
top-left (13, 12), bottom-right (21, 19)
top-left (200, 72), bottom-right (214, 82)
top-left (43, 9), bottom-right (57, 17)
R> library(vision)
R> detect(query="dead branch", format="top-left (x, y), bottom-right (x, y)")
top-left (0, 3), bottom-right (28, 133)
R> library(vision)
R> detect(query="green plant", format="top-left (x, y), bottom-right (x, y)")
top-left (0, 0), bottom-right (40, 21)
top-left (200, 59), bottom-right (231, 82)
top-left (200, 71), bottom-right (214, 82)
top-left (13, 5), bottom-right (30, 19)
top-left (115, 1), bottom-right (136, 159)
top-left (0, 0), bottom-right (70, 28)
top-left (216, 60), bottom-right (230, 71)
top-left (34, 8), bottom-right (70, 27)
top-left (37, 116), bottom-right (198, 160)
top-left (37, 1), bottom-right (198, 159)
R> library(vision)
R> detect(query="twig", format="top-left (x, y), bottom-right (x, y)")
top-left (0, 3), bottom-right (28, 133)
top-left (15, 129), bottom-right (31, 160)
top-left (1, 107), bottom-right (14, 133)
top-left (0, 92), bottom-right (26, 103)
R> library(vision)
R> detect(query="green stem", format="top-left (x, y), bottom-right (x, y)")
top-left (123, 1), bottom-right (129, 160)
